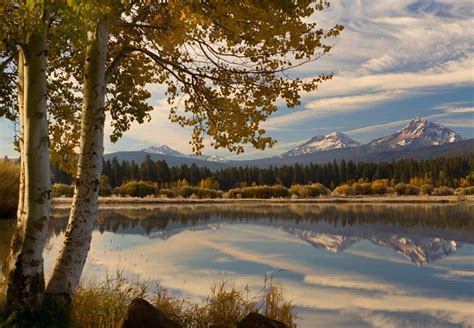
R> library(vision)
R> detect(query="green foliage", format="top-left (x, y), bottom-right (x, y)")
top-left (113, 180), bottom-right (156, 198)
top-left (52, 183), bottom-right (74, 198)
top-left (0, 161), bottom-right (19, 218)
top-left (227, 185), bottom-right (290, 199)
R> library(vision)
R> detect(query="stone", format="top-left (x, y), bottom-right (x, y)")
top-left (238, 312), bottom-right (287, 328)
top-left (120, 298), bottom-right (182, 328)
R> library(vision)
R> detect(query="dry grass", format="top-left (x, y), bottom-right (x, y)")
top-left (70, 271), bottom-right (297, 328)
top-left (0, 161), bottom-right (19, 218)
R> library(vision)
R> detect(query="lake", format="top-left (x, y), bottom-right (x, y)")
top-left (1, 203), bottom-right (473, 327)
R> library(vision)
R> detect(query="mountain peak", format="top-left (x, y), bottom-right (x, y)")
top-left (143, 145), bottom-right (184, 157)
top-left (370, 118), bottom-right (462, 149)
top-left (282, 132), bottom-right (361, 157)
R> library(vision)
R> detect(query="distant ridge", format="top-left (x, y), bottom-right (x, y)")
top-left (104, 118), bottom-right (472, 168)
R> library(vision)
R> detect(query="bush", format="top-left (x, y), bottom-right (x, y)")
top-left (332, 184), bottom-right (353, 196)
top-left (113, 180), bottom-right (156, 198)
top-left (371, 182), bottom-right (388, 195)
top-left (156, 188), bottom-right (176, 198)
top-left (455, 186), bottom-right (474, 195)
top-left (177, 186), bottom-right (222, 199)
top-left (99, 175), bottom-right (112, 197)
top-left (52, 183), bottom-right (74, 198)
top-left (432, 186), bottom-right (454, 196)
top-left (289, 183), bottom-right (329, 198)
top-left (420, 184), bottom-right (434, 195)
top-left (0, 161), bottom-right (19, 218)
top-left (352, 182), bottom-right (373, 195)
top-left (394, 183), bottom-right (420, 196)
top-left (227, 185), bottom-right (289, 199)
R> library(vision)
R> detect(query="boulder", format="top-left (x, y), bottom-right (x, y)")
top-left (239, 312), bottom-right (287, 328)
top-left (121, 298), bottom-right (182, 328)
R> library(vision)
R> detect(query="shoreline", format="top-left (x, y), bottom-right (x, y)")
top-left (52, 195), bottom-right (474, 206)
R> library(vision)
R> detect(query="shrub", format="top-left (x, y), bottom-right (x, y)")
top-left (156, 188), bottom-right (176, 198)
top-left (113, 180), bottom-right (156, 198)
top-left (52, 183), bottom-right (75, 198)
top-left (99, 175), bottom-right (112, 197)
top-left (432, 186), bottom-right (454, 196)
top-left (455, 186), bottom-right (474, 195)
top-left (0, 161), bottom-right (19, 218)
top-left (420, 184), bottom-right (434, 195)
top-left (332, 184), bottom-right (353, 196)
top-left (177, 186), bottom-right (222, 199)
top-left (227, 185), bottom-right (289, 199)
top-left (394, 183), bottom-right (420, 196)
top-left (352, 182), bottom-right (373, 195)
top-left (289, 183), bottom-right (329, 198)
top-left (371, 182), bottom-right (388, 195)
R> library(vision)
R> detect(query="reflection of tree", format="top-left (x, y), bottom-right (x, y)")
top-left (47, 204), bottom-right (474, 236)
top-left (3, 204), bottom-right (473, 268)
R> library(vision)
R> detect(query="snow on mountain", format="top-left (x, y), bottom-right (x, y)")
top-left (143, 145), bottom-right (227, 162)
top-left (368, 118), bottom-right (462, 150)
top-left (369, 236), bottom-right (462, 266)
top-left (284, 229), bottom-right (360, 252)
top-left (186, 154), bottom-right (228, 162)
top-left (282, 132), bottom-right (362, 157)
top-left (143, 145), bottom-right (184, 157)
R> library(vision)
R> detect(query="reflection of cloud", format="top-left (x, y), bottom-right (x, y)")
top-left (303, 274), bottom-right (403, 295)
top-left (44, 224), bottom-right (474, 327)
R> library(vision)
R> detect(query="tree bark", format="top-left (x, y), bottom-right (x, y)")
top-left (4, 25), bottom-right (51, 311)
top-left (46, 19), bottom-right (109, 302)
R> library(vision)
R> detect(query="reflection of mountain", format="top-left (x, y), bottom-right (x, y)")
top-left (110, 218), bottom-right (469, 266)
top-left (368, 236), bottom-right (461, 266)
top-left (48, 204), bottom-right (474, 266)
top-left (284, 229), bottom-right (359, 253)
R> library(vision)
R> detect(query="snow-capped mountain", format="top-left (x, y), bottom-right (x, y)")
top-left (143, 145), bottom-right (185, 157)
top-left (282, 132), bottom-right (361, 157)
top-left (143, 145), bottom-right (227, 162)
top-left (368, 118), bottom-right (462, 150)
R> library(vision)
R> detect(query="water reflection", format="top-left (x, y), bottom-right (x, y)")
top-left (1, 203), bottom-right (473, 327)
top-left (49, 204), bottom-right (474, 266)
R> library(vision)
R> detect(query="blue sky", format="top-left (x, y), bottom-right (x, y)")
top-left (1, 0), bottom-right (473, 159)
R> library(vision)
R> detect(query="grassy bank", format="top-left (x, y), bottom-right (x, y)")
top-left (0, 272), bottom-right (296, 328)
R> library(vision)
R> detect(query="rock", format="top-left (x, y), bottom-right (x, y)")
top-left (239, 312), bottom-right (287, 328)
top-left (121, 298), bottom-right (182, 328)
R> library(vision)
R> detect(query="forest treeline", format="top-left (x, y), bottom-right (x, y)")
top-left (52, 154), bottom-right (473, 191)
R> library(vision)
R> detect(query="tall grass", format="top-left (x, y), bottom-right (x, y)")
top-left (70, 271), bottom-right (297, 328)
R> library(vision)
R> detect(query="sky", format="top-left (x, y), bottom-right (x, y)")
top-left (1, 0), bottom-right (473, 159)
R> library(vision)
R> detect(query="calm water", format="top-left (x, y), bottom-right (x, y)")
top-left (1, 203), bottom-right (473, 327)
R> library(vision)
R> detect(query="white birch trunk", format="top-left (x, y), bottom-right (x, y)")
top-left (4, 26), bottom-right (51, 311)
top-left (16, 49), bottom-right (26, 224)
top-left (46, 20), bottom-right (109, 301)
